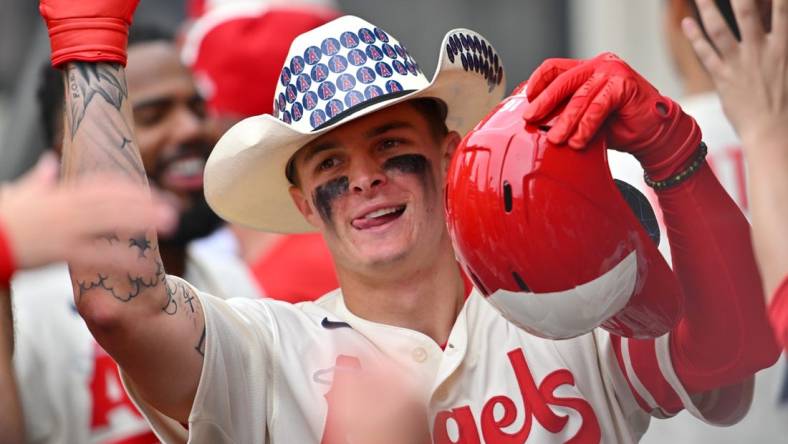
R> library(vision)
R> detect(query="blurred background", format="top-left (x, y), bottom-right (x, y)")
top-left (0, 0), bottom-right (677, 181)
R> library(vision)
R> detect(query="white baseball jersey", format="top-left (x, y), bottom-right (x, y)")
top-left (607, 93), bottom-right (788, 443)
top-left (11, 229), bottom-right (261, 444)
top-left (123, 286), bottom-right (751, 443)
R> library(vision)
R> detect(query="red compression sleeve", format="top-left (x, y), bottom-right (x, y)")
top-left (769, 275), bottom-right (788, 351)
top-left (0, 222), bottom-right (16, 289)
top-left (658, 164), bottom-right (780, 393)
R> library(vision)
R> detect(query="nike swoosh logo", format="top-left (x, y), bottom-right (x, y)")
top-left (321, 317), bottom-right (352, 330)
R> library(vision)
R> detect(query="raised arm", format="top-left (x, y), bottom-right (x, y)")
top-left (40, 0), bottom-right (205, 421)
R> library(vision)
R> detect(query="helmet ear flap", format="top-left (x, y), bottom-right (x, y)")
top-left (613, 179), bottom-right (660, 247)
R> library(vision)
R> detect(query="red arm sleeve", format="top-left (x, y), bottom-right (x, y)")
top-left (610, 164), bottom-right (779, 420)
top-left (655, 163), bottom-right (779, 392)
top-left (769, 275), bottom-right (788, 350)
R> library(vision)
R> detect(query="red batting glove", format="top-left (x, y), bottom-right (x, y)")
top-left (39, 0), bottom-right (140, 67)
top-left (523, 52), bottom-right (701, 182)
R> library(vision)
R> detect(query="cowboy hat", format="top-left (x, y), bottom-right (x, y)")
top-left (204, 15), bottom-right (506, 232)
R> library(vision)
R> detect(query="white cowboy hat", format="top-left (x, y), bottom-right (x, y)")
top-left (204, 15), bottom-right (506, 233)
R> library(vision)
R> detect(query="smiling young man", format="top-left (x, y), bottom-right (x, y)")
top-left (39, 0), bottom-right (780, 442)
top-left (287, 99), bottom-right (465, 340)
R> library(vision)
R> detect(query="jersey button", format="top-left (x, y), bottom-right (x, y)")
top-left (412, 347), bottom-right (428, 363)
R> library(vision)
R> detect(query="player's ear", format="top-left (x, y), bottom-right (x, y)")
top-left (441, 131), bottom-right (461, 175)
top-left (289, 185), bottom-right (321, 228)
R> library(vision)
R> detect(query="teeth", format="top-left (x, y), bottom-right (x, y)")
top-left (170, 158), bottom-right (205, 177)
top-left (365, 206), bottom-right (402, 219)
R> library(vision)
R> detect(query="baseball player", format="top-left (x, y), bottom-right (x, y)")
top-left (682, 0), bottom-right (788, 349)
top-left (39, 0), bottom-right (779, 443)
top-left (0, 153), bottom-right (172, 443)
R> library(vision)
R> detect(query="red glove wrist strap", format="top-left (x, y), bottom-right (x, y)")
top-left (634, 100), bottom-right (703, 181)
top-left (0, 222), bottom-right (16, 289)
top-left (47, 17), bottom-right (129, 67)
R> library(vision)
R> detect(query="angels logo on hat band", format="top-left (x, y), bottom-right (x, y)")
top-left (271, 19), bottom-right (503, 133)
top-left (204, 15), bottom-right (507, 233)
top-left (272, 23), bottom-right (423, 131)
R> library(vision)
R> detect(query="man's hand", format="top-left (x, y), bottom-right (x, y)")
top-left (683, 0), bottom-right (788, 150)
top-left (683, 0), bottom-right (788, 296)
top-left (523, 52), bottom-right (702, 181)
top-left (39, 0), bottom-right (139, 67)
top-left (0, 153), bottom-right (175, 271)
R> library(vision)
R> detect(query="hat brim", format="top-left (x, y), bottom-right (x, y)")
top-left (204, 28), bottom-right (506, 233)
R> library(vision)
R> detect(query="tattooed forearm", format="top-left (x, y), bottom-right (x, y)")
top-left (63, 62), bottom-right (146, 182)
top-left (67, 63), bottom-right (127, 139)
top-left (63, 61), bottom-right (165, 310)
top-left (62, 59), bottom-right (204, 414)
top-left (195, 326), bottom-right (206, 357)
top-left (77, 256), bottom-right (165, 302)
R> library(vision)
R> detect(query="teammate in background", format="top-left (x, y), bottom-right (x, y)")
top-left (181, 4), bottom-right (339, 302)
top-left (607, 0), bottom-right (768, 262)
top-left (683, 0), bottom-right (788, 347)
top-left (8, 24), bottom-right (261, 444)
top-left (619, 2), bottom-right (786, 443)
top-left (39, 0), bottom-right (780, 442)
top-left (0, 154), bottom-right (173, 444)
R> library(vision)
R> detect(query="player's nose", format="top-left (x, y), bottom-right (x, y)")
top-left (349, 155), bottom-right (387, 196)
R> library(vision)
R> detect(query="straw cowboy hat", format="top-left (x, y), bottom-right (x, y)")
top-left (204, 15), bottom-right (506, 233)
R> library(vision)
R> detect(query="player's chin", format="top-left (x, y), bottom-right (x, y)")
top-left (351, 250), bottom-right (410, 271)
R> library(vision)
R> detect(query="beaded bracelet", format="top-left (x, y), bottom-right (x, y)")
top-left (644, 142), bottom-right (708, 191)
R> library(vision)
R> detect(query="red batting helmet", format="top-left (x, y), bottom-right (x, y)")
top-left (445, 82), bottom-right (683, 339)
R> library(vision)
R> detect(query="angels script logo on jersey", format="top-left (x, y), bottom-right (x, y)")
top-left (433, 348), bottom-right (601, 444)
top-left (318, 348), bottom-right (601, 443)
